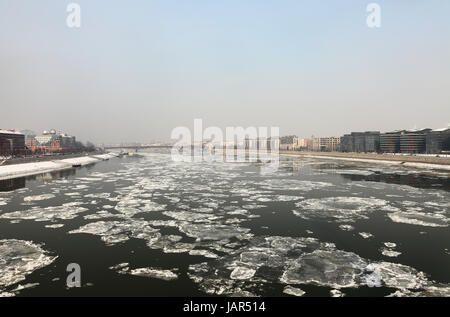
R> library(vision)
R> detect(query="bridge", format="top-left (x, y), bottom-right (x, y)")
top-left (103, 145), bottom-right (172, 151)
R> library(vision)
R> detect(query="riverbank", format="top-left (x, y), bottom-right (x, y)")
top-left (0, 153), bottom-right (118, 180)
top-left (0, 151), bottom-right (106, 166)
top-left (280, 151), bottom-right (450, 171)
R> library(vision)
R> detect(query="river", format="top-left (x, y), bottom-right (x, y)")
top-left (0, 151), bottom-right (449, 297)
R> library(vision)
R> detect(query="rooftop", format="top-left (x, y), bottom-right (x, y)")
top-left (0, 129), bottom-right (24, 135)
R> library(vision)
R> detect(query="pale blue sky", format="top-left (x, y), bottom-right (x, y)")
top-left (1, 0), bottom-right (449, 143)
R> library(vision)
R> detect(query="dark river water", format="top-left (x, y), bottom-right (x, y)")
top-left (0, 151), bottom-right (449, 297)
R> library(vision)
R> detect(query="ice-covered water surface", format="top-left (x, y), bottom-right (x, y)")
top-left (0, 152), bottom-right (448, 296)
top-left (0, 239), bottom-right (56, 296)
top-left (187, 236), bottom-right (450, 296)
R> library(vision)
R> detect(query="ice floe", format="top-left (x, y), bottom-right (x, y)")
top-left (128, 268), bottom-right (178, 281)
top-left (0, 203), bottom-right (88, 222)
top-left (330, 289), bottom-right (345, 297)
top-left (256, 179), bottom-right (333, 192)
top-left (380, 242), bottom-right (401, 258)
top-left (179, 223), bottom-right (252, 241)
top-left (283, 286), bottom-right (305, 296)
top-left (339, 224), bottom-right (355, 231)
top-left (0, 239), bottom-right (56, 295)
top-left (358, 232), bottom-right (373, 239)
top-left (230, 267), bottom-right (256, 280)
top-left (388, 211), bottom-right (449, 228)
top-left (189, 249), bottom-right (219, 258)
top-left (293, 197), bottom-right (397, 222)
top-left (45, 224), bottom-right (64, 229)
top-left (380, 249), bottom-right (402, 258)
top-left (69, 220), bottom-right (160, 246)
top-left (23, 194), bottom-right (56, 202)
top-left (109, 263), bottom-right (178, 281)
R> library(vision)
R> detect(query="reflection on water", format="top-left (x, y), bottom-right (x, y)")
top-left (282, 158), bottom-right (450, 191)
top-left (0, 177), bottom-right (25, 192)
top-left (0, 169), bottom-right (78, 192)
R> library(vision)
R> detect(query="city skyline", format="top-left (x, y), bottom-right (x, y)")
top-left (1, 0), bottom-right (449, 144)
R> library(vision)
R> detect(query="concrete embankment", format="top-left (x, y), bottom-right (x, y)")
top-left (279, 151), bottom-right (450, 171)
top-left (0, 153), bottom-right (118, 180)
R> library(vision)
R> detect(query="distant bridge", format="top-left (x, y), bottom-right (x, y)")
top-left (103, 145), bottom-right (172, 150)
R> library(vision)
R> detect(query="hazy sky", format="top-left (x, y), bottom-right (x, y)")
top-left (1, 0), bottom-right (449, 144)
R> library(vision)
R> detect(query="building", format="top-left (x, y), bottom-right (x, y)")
top-left (380, 131), bottom-right (403, 153)
top-left (309, 136), bottom-right (340, 152)
top-left (279, 135), bottom-right (296, 151)
top-left (379, 129), bottom-right (431, 154)
top-left (352, 132), bottom-right (366, 153)
top-left (19, 129), bottom-right (36, 143)
top-left (339, 131), bottom-right (380, 153)
top-left (245, 137), bottom-right (279, 151)
top-left (60, 134), bottom-right (77, 149)
top-left (309, 137), bottom-right (320, 151)
top-left (364, 131), bottom-right (380, 152)
top-left (320, 137), bottom-right (341, 152)
top-left (279, 143), bottom-right (295, 151)
top-left (0, 130), bottom-right (26, 156)
top-left (426, 128), bottom-right (450, 154)
top-left (340, 134), bottom-right (354, 152)
top-left (294, 137), bottom-right (309, 150)
top-left (399, 129), bottom-right (431, 154)
top-left (28, 129), bottom-right (78, 154)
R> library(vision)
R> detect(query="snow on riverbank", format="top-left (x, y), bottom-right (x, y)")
top-left (0, 153), bottom-right (117, 180)
top-left (281, 154), bottom-right (450, 171)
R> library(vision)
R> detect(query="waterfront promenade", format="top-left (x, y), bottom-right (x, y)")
top-left (280, 151), bottom-right (450, 170)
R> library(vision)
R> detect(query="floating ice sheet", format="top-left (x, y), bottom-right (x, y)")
top-left (380, 249), bottom-right (402, 258)
top-left (358, 232), bottom-right (373, 239)
top-left (283, 286), bottom-right (305, 296)
top-left (388, 211), bottom-right (449, 227)
top-left (23, 194), bottom-right (56, 202)
top-left (128, 268), bottom-right (178, 281)
top-left (187, 235), bottom-right (450, 296)
top-left (293, 197), bottom-right (396, 222)
top-left (0, 239), bottom-right (56, 295)
top-left (0, 203), bottom-right (88, 222)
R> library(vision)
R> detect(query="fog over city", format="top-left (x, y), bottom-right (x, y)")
top-left (1, 0), bottom-right (449, 144)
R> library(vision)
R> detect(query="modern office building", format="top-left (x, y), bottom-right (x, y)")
top-left (351, 132), bottom-right (366, 152)
top-left (340, 131), bottom-right (380, 152)
top-left (0, 130), bottom-right (26, 156)
top-left (399, 129), bottom-right (431, 154)
top-left (340, 134), bottom-right (354, 152)
top-left (364, 131), bottom-right (380, 152)
top-left (380, 131), bottom-right (403, 153)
